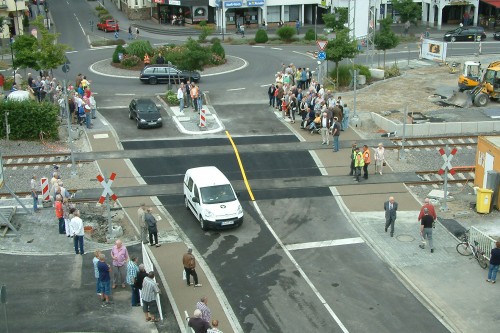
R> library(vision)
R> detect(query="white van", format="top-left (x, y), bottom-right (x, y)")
top-left (184, 166), bottom-right (244, 230)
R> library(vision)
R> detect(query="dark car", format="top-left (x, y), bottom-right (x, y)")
top-left (139, 65), bottom-right (201, 85)
top-left (128, 98), bottom-right (162, 129)
top-left (494, 31), bottom-right (500, 40)
top-left (444, 26), bottom-right (486, 42)
top-left (32, 0), bottom-right (45, 4)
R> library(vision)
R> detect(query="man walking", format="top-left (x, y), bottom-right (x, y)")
top-left (183, 248), bottom-right (202, 287)
top-left (111, 239), bottom-right (129, 289)
top-left (353, 147), bottom-right (364, 182)
top-left (126, 257), bottom-right (140, 306)
top-left (30, 175), bottom-right (39, 212)
top-left (384, 196), bottom-right (398, 237)
top-left (70, 209), bottom-right (84, 254)
top-left (418, 198), bottom-right (437, 223)
top-left (97, 253), bottom-right (112, 307)
top-left (138, 203), bottom-right (148, 244)
top-left (362, 145), bottom-right (371, 179)
top-left (419, 208), bottom-right (435, 253)
top-left (196, 296), bottom-right (212, 323)
top-left (142, 272), bottom-right (160, 322)
top-left (332, 116), bottom-right (341, 152)
top-left (145, 207), bottom-right (161, 247)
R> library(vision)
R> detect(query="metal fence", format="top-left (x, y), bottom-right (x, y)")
top-left (184, 310), bottom-right (195, 333)
top-left (141, 243), bottom-right (164, 321)
top-left (470, 226), bottom-right (497, 259)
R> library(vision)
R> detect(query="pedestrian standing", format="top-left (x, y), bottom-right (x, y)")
top-left (84, 105), bottom-right (92, 129)
top-left (89, 94), bottom-right (97, 119)
top-left (418, 198), bottom-right (437, 222)
top-left (142, 271), bottom-right (160, 322)
top-left (55, 194), bottom-right (65, 234)
top-left (70, 209), bottom-right (84, 255)
top-left (268, 84), bottom-right (276, 107)
top-left (374, 143), bottom-right (385, 175)
top-left (208, 320), bottom-right (223, 333)
top-left (138, 203), bottom-right (148, 244)
top-left (296, 19), bottom-right (300, 35)
top-left (135, 27), bottom-right (140, 39)
top-left (189, 309), bottom-right (211, 332)
top-left (92, 250), bottom-right (102, 295)
top-left (126, 257), bottom-right (140, 306)
top-left (177, 83), bottom-right (185, 113)
top-left (111, 239), bottom-right (129, 289)
top-left (419, 208), bottom-right (435, 253)
top-left (97, 253), bottom-right (112, 307)
top-left (190, 83), bottom-right (199, 112)
top-left (362, 145), bottom-right (371, 179)
top-left (332, 116), bottom-right (341, 152)
top-left (145, 207), bottom-right (161, 247)
top-left (384, 196), bottom-right (398, 237)
top-left (486, 241), bottom-right (500, 284)
top-left (349, 142), bottom-right (357, 176)
top-left (30, 175), bottom-right (39, 212)
top-left (196, 296), bottom-right (212, 323)
top-left (128, 26), bottom-right (133, 40)
top-left (353, 147), bottom-right (364, 182)
top-left (183, 248), bottom-right (202, 287)
top-left (319, 112), bottom-right (331, 145)
top-left (135, 263), bottom-right (148, 295)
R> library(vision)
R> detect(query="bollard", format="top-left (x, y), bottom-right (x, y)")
top-left (41, 177), bottom-right (51, 207)
top-left (199, 109), bottom-right (207, 128)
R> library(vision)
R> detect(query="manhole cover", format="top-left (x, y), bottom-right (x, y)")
top-left (396, 234), bottom-right (415, 242)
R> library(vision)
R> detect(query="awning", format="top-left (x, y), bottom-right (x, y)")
top-left (482, 0), bottom-right (500, 8)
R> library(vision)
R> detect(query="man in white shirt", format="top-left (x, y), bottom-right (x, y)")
top-left (319, 112), bottom-right (331, 145)
top-left (70, 209), bottom-right (85, 255)
top-left (177, 83), bottom-right (184, 113)
top-left (30, 175), bottom-right (39, 212)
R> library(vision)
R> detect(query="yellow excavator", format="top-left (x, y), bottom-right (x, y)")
top-left (445, 61), bottom-right (500, 107)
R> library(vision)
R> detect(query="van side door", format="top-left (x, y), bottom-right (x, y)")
top-left (192, 184), bottom-right (201, 218)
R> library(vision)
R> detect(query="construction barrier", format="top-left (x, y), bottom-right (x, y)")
top-left (199, 109), bottom-right (206, 128)
top-left (470, 226), bottom-right (497, 259)
top-left (41, 177), bottom-right (50, 202)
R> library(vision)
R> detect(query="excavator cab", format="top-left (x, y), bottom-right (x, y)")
top-left (458, 61), bottom-right (482, 91)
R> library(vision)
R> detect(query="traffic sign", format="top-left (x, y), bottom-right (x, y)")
top-left (316, 40), bottom-right (328, 51)
top-left (317, 51), bottom-right (327, 61)
top-left (96, 173), bottom-right (118, 204)
top-left (438, 147), bottom-right (457, 175)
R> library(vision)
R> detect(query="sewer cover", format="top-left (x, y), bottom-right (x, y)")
top-left (396, 234), bottom-right (415, 242)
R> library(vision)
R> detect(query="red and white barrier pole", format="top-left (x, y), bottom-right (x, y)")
top-left (199, 109), bottom-right (206, 128)
top-left (41, 177), bottom-right (50, 202)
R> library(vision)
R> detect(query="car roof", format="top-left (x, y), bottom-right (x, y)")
top-left (135, 98), bottom-right (157, 105)
top-left (186, 166), bottom-right (231, 187)
top-left (143, 64), bottom-right (179, 69)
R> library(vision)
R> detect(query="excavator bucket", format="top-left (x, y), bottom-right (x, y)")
top-left (442, 91), bottom-right (472, 107)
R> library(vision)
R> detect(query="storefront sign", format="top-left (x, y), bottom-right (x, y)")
top-left (193, 6), bottom-right (208, 22)
top-left (247, 0), bottom-right (265, 6)
top-left (169, 0), bottom-right (181, 5)
top-left (224, 1), bottom-right (242, 7)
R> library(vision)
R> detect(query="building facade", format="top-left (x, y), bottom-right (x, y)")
top-left (0, 0), bottom-right (26, 39)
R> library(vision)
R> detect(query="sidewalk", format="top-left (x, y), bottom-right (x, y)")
top-left (278, 112), bottom-right (500, 333)
top-left (86, 129), bottom-right (239, 333)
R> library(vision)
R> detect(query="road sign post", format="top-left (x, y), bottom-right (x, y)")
top-left (1, 285), bottom-right (8, 333)
top-left (438, 145), bottom-right (457, 211)
top-left (97, 172), bottom-right (118, 239)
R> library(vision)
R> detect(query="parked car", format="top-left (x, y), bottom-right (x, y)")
top-left (97, 19), bottom-right (119, 33)
top-left (443, 26), bottom-right (486, 42)
top-left (139, 65), bottom-right (201, 85)
top-left (32, 0), bottom-right (45, 4)
top-left (128, 98), bottom-right (162, 129)
top-left (494, 31), bottom-right (500, 40)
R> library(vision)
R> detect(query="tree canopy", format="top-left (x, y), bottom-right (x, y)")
top-left (374, 18), bottom-right (399, 69)
top-left (325, 29), bottom-right (360, 84)
top-left (323, 8), bottom-right (348, 32)
top-left (392, 0), bottom-right (422, 24)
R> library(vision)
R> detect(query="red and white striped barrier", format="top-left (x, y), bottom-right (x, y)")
top-left (41, 177), bottom-right (50, 202)
top-left (199, 109), bottom-right (206, 128)
top-left (438, 147), bottom-right (457, 175)
top-left (96, 172), bottom-right (118, 204)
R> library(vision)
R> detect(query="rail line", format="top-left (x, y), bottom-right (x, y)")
top-left (389, 134), bottom-right (478, 150)
top-left (2, 153), bottom-right (93, 168)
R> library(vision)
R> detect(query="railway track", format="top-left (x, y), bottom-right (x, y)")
top-left (406, 166), bottom-right (475, 187)
top-left (2, 153), bottom-right (93, 168)
top-left (389, 134), bottom-right (478, 150)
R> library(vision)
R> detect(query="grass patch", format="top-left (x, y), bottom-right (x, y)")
top-left (91, 39), bottom-right (126, 47)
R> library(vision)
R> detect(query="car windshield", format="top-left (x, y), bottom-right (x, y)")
top-left (137, 101), bottom-right (157, 112)
top-left (200, 185), bottom-right (236, 204)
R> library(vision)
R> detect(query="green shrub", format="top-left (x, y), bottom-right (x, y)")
top-left (94, 39), bottom-right (125, 47)
top-left (385, 64), bottom-right (400, 78)
top-left (198, 26), bottom-right (213, 43)
top-left (354, 64), bottom-right (372, 81)
top-left (199, 20), bottom-right (207, 27)
top-left (3, 77), bottom-right (14, 91)
top-left (99, 14), bottom-right (113, 22)
top-left (304, 28), bottom-right (315, 41)
top-left (126, 40), bottom-right (154, 59)
top-left (95, 5), bottom-right (106, 11)
top-left (165, 90), bottom-right (179, 106)
top-left (254, 29), bottom-right (269, 43)
top-left (0, 100), bottom-right (59, 140)
top-left (210, 37), bottom-right (220, 44)
top-left (112, 44), bottom-right (126, 63)
top-left (121, 55), bottom-right (140, 67)
top-left (211, 39), bottom-right (225, 59)
top-left (276, 26), bottom-right (296, 41)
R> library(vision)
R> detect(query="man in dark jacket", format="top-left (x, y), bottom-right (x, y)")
top-left (145, 207), bottom-right (160, 247)
top-left (188, 309), bottom-right (211, 333)
top-left (268, 84), bottom-right (276, 107)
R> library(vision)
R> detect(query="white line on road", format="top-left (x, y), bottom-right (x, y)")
top-left (252, 45), bottom-right (265, 48)
top-left (65, 51), bottom-right (79, 54)
top-left (292, 50), bottom-right (316, 59)
top-left (115, 93), bottom-right (136, 96)
top-left (98, 106), bottom-right (129, 109)
top-left (227, 88), bottom-right (246, 91)
top-left (271, 47), bottom-right (283, 50)
top-left (252, 201), bottom-right (350, 333)
top-left (260, 84), bottom-right (271, 87)
top-left (286, 237), bottom-right (365, 251)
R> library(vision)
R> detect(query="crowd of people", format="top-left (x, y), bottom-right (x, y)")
top-left (176, 80), bottom-right (204, 114)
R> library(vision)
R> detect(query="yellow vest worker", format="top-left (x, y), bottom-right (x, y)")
top-left (354, 148), bottom-right (364, 182)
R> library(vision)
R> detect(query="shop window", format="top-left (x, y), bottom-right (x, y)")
top-left (267, 6), bottom-right (280, 23)
top-left (289, 5), bottom-right (299, 21)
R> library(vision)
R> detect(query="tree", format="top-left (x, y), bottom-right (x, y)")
top-left (323, 8), bottom-right (348, 32)
top-left (325, 29), bottom-right (360, 84)
top-left (12, 35), bottom-right (40, 71)
top-left (374, 18), bottom-right (399, 69)
top-left (32, 17), bottom-right (71, 72)
top-left (392, 0), bottom-right (422, 24)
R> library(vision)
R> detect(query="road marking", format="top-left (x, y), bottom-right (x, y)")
top-left (97, 106), bottom-right (129, 109)
top-left (225, 131), bottom-right (255, 201)
top-left (66, 51), bottom-right (78, 54)
top-left (286, 237), bottom-right (365, 251)
top-left (115, 93), bottom-right (135, 96)
top-left (89, 45), bottom-right (119, 50)
top-left (292, 50), bottom-right (316, 59)
top-left (227, 88), bottom-right (245, 91)
top-left (271, 47), bottom-right (282, 50)
top-left (260, 84), bottom-right (271, 87)
top-left (252, 201), bottom-right (350, 333)
top-left (252, 45), bottom-right (265, 48)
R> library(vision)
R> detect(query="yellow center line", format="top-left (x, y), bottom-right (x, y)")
top-left (225, 130), bottom-right (255, 201)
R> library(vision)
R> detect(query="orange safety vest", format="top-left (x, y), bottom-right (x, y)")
top-left (363, 149), bottom-right (371, 164)
top-left (144, 54), bottom-right (150, 64)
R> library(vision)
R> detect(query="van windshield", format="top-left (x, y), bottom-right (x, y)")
top-left (200, 185), bottom-right (235, 204)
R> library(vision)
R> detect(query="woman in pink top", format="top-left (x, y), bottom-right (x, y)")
top-left (111, 239), bottom-right (129, 288)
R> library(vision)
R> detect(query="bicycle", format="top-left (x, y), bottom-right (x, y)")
top-left (456, 231), bottom-right (489, 269)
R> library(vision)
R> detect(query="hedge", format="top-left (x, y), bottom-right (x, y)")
top-left (0, 100), bottom-right (59, 140)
